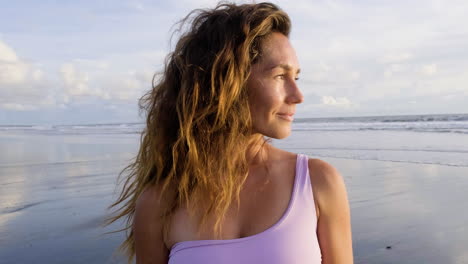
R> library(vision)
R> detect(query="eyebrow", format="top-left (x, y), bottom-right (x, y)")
top-left (269, 63), bottom-right (301, 74)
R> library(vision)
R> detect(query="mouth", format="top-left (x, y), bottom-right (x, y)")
top-left (277, 113), bottom-right (295, 122)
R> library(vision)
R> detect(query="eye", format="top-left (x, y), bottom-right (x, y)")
top-left (275, 74), bottom-right (286, 80)
top-left (295, 76), bottom-right (300, 81)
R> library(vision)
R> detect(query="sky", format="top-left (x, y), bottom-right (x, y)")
top-left (1, 0), bottom-right (467, 125)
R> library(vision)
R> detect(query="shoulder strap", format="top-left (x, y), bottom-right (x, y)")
top-left (294, 154), bottom-right (318, 220)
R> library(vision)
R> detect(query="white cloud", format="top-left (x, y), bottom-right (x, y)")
top-left (380, 52), bottom-right (413, 64)
top-left (384, 63), bottom-right (408, 78)
top-left (321, 96), bottom-right (353, 108)
top-left (73, 59), bottom-right (109, 70)
top-left (60, 63), bottom-right (92, 97)
top-left (0, 40), bottom-right (18, 62)
top-left (0, 40), bottom-right (155, 112)
top-left (349, 71), bottom-right (360, 81)
top-left (421, 63), bottom-right (438, 76)
top-left (56, 61), bottom-right (154, 105)
top-left (1, 103), bottom-right (37, 111)
top-left (0, 61), bottom-right (28, 85)
top-left (0, 40), bottom-right (54, 111)
top-left (0, 41), bottom-right (28, 85)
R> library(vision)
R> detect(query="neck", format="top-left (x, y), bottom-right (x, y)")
top-left (246, 135), bottom-right (269, 166)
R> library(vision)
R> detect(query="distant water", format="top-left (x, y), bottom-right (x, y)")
top-left (0, 122), bottom-right (144, 135)
top-left (2, 113), bottom-right (467, 135)
top-left (293, 113), bottom-right (468, 134)
top-left (275, 113), bottom-right (468, 168)
top-left (2, 113), bottom-right (468, 167)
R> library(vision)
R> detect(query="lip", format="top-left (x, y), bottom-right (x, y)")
top-left (277, 113), bottom-right (295, 121)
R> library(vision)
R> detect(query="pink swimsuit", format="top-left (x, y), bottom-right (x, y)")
top-left (168, 154), bottom-right (322, 263)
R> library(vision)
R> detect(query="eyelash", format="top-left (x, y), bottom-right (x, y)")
top-left (276, 74), bottom-right (300, 81)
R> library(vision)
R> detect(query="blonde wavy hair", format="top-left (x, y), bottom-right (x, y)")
top-left (106, 2), bottom-right (291, 262)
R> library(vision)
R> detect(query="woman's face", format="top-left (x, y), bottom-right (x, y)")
top-left (247, 32), bottom-right (304, 139)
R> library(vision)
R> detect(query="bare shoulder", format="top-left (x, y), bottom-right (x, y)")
top-left (134, 184), bottom-right (169, 264)
top-left (307, 158), bottom-right (348, 217)
top-left (307, 158), bottom-right (343, 187)
top-left (135, 184), bottom-right (166, 226)
top-left (307, 158), bottom-right (354, 263)
top-left (135, 184), bottom-right (166, 213)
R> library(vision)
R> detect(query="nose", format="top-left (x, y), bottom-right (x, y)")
top-left (286, 78), bottom-right (304, 104)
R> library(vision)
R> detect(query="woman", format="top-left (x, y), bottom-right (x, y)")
top-left (108, 2), bottom-right (353, 263)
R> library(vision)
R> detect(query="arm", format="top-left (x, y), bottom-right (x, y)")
top-left (308, 159), bottom-right (353, 264)
top-left (134, 185), bottom-right (169, 264)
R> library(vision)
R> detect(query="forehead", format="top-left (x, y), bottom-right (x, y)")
top-left (255, 32), bottom-right (299, 71)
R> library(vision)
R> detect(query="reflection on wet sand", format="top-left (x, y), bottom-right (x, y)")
top-left (0, 133), bottom-right (136, 263)
top-left (0, 166), bottom-right (28, 236)
top-left (320, 158), bottom-right (468, 264)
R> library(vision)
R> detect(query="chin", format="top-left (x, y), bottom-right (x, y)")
top-left (276, 132), bottom-right (291, 139)
top-left (252, 122), bottom-right (292, 139)
top-left (267, 129), bottom-right (291, 139)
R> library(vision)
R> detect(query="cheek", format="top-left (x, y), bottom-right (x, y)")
top-left (247, 78), bottom-right (281, 118)
top-left (250, 94), bottom-right (280, 126)
top-left (258, 90), bottom-right (281, 111)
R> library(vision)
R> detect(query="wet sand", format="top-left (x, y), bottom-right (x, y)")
top-left (0, 132), bottom-right (132, 264)
top-left (1, 132), bottom-right (467, 263)
top-left (328, 157), bottom-right (468, 264)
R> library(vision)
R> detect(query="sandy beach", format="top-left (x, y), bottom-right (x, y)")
top-left (1, 116), bottom-right (468, 263)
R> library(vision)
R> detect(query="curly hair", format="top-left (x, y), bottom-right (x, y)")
top-left (106, 2), bottom-right (291, 262)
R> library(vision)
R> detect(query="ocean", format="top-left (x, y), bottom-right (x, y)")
top-left (278, 113), bottom-right (468, 167)
top-left (1, 113), bottom-right (467, 263)
top-left (2, 113), bottom-right (467, 167)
